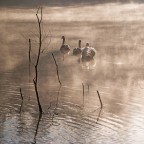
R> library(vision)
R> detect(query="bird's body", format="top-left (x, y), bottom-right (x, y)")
top-left (60, 44), bottom-right (70, 54)
top-left (60, 36), bottom-right (70, 61)
top-left (73, 40), bottom-right (82, 57)
top-left (73, 40), bottom-right (82, 62)
top-left (81, 43), bottom-right (96, 69)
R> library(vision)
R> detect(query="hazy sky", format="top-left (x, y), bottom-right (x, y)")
top-left (0, 0), bottom-right (144, 7)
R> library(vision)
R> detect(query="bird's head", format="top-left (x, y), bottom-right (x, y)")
top-left (86, 43), bottom-right (89, 47)
top-left (62, 36), bottom-right (65, 39)
top-left (61, 36), bottom-right (65, 44)
top-left (79, 40), bottom-right (81, 48)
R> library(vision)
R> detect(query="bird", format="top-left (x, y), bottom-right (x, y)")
top-left (73, 40), bottom-right (82, 62)
top-left (81, 43), bottom-right (96, 69)
top-left (60, 36), bottom-right (70, 61)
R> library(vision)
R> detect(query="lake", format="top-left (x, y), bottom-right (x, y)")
top-left (1, 3), bottom-right (144, 144)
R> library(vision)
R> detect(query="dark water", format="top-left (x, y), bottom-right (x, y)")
top-left (1, 6), bottom-right (144, 144)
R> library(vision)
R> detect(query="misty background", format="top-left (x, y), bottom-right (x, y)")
top-left (1, 0), bottom-right (144, 144)
top-left (0, 0), bottom-right (144, 7)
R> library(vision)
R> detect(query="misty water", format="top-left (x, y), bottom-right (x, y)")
top-left (1, 4), bottom-right (144, 144)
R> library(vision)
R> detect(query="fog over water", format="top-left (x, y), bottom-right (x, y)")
top-left (1, 2), bottom-right (144, 144)
top-left (1, 0), bottom-right (144, 7)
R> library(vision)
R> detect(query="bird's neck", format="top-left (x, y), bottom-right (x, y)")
top-left (79, 40), bottom-right (81, 48)
top-left (86, 43), bottom-right (89, 47)
top-left (62, 37), bottom-right (65, 45)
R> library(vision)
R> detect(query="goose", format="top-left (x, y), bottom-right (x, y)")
top-left (73, 40), bottom-right (82, 56)
top-left (73, 40), bottom-right (82, 62)
top-left (60, 36), bottom-right (70, 61)
top-left (81, 43), bottom-right (96, 69)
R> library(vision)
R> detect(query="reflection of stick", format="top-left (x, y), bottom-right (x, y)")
top-left (56, 86), bottom-right (61, 108)
top-left (19, 88), bottom-right (23, 113)
top-left (53, 86), bottom-right (61, 115)
top-left (97, 90), bottom-right (103, 108)
top-left (82, 83), bottom-right (84, 106)
top-left (52, 53), bottom-right (61, 86)
top-left (96, 108), bottom-right (102, 123)
top-left (33, 113), bottom-right (42, 144)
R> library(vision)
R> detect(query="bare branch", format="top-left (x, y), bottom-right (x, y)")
top-left (51, 53), bottom-right (61, 86)
top-left (33, 7), bottom-right (43, 114)
top-left (33, 79), bottom-right (43, 113)
top-left (82, 83), bottom-right (85, 106)
top-left (97, 90), bottom-right (103, 108)
top-left (19, 88), bottom-right (23, 100)
top-left (19, 88), bottom-right (24, 113)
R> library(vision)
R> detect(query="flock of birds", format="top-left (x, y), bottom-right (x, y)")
top-left (60, 36), bottom-right (97, 69)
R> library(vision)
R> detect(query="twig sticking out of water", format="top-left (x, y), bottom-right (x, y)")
top-left (33, 7), bottom-right (43, 114)
top-left (97, 90), bottom-right (103, 108)
top-left (33, 79), bottom-right (43, 114)
top-left (28, 39), bottom-right (31, 100)
top-left (20, 88), bottom-right (23, 100)
top-left (52, 53), bottom-right (62, 86)
top-left (29, 39), bottom-right (31, 74)
top-left (82, 83), bottom-right (85, 106)
top-left (19, 88), bottom-right (23, 113)
top-left (87, 84), bottom-right (90, 94)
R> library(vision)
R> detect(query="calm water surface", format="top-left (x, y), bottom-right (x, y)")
top-left (1, 55), bottom-right (144, 144)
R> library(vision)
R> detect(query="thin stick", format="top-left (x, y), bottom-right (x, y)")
top-left (87, 84), bottom-right (89, 94)
top-left (28, 39), bottom-right (31, 77)
top-left (29, 39), bottom-right (31, 69)
top-left (97, 90), bottom-right (103, 108)
top-left (33, 79), bottom-right (43, 114)
top-left (33, 7), bottom-right (43, 114)
top-left (28, 39), bottom-right (31, 100)
top-left (20, 88), bottom-right (23, 100)
top-left (52, 53), bottom-right (61, 86)
top-left (19, 88), bottom-right (23, 113)
top-left (82, 83), bottom-right (84, 106)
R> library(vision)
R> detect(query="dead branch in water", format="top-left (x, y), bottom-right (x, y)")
top-left (33, 79), bottom-right (43, 113)
top-left (20, 88), bottom-right (23, 100)
top-left (87, 84), bottom-right (90, 94)
top-left (52, 53), bottom-right (62, 86)
top-left (82, 83), bottom-right (85, 106)
top-left (19, 88), bottom-right (23, 113)
top-left (29, 39), bottom-right (31, 74)
top-left (33, 7), bottom-right (43, 114)
top-left (97, 90), bottom-right (103, 108)
top-left (28, 39), bottom-right (31, 100)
